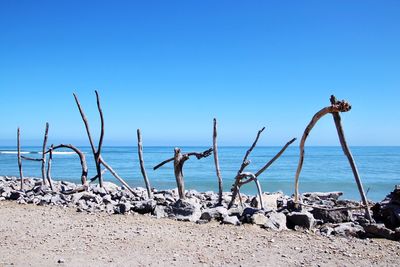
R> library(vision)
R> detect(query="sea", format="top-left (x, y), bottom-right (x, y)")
top-left (0, 146), bottom-right (398, 202)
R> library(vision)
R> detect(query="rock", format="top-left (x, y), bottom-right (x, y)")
top-left (167, 198), bottom-right (202, 222)
top-left (222, 215), bottom-right (241, 226)
top-left (251, 193), bottom-right (283, 209)
top-left (50, 194), bottom-right (63, 205)
top-left (102, 182), bottom-right (120, 193)
top-left (319, 224), bottom-right (334, 236)
top-left (286, 211), bottom-right (315, 230)
top-left (102, 194), bottom-right (113, 204)
top-left (241, 207), bottom-right (262, 223)
top-left (264, 211), bottom-right (287, 231)
top-left (9, 190), bottom-right (24, 200)
top-left (92, 185), bottom-right (107, 196)
top-left (153, 205), bottom-right (167, 219)
top-left (372, 185), bottom-right (400, 229)
top-left (363, 223), bottom-right (399, 240)
top-left (311, 208), bottom-right (352, 223)
top-left (57, 258), bottom-right (65, 264)
top-left (132, 199), bottom-right (156, 214)
top-left (39, 194), bottom-right (52, 205)
top-left (105, 203), bottom-right (115, 214)
top-left (332, 222), bottom-right (365, 238)
top-left (200, 206), bottom-right (228, 221)
top-left (251, 213), bottom-right (269, 225)
top-left (303, 191), bottom-right (343, 200)
top-left (114, 202), bottom-right (132, 214)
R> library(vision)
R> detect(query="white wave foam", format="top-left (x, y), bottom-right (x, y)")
top-left (0, 151), bottom-right (30, 154)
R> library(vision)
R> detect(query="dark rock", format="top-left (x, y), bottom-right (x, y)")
top-left (241, 207), bottom-right (262, 223)
top-left (372, 185), bottom-right (400, 229)
top-left (286, 211), bottom-right (315, 230)
top-left (311, 208), bottom-right (352, 223)
top-left (9, 190), bottom-right (24, 200)
top-left (303, 191), bottom-right (343, 200)
top-left (132, 199), bottom-right (156, 214)
top-left (363, 223), bottom-right (399, 240)
top-left (114, 202), bottom-right (132, 214)
top-left (200, 206), bottom-right (228, 221)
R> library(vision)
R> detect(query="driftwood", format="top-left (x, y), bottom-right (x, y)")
top-left (41, 122), bottom-right (49, 185)
top-left (46, 145), bottom-right (54, 191)
top-left (213, 118), bottom-right (223, 205)
top-left (73, 91), bottom-right (104, 187)
top-left (45, 144), bottom-right (88, 185)
top-left (20, 156), bottom-right (42, 162)
top-left (228, 127), bottom-right (295, 209)
top-left (154, 147), bottom-right (213, 199)
top-left (17, 128), bottom-right (23, 190)
top-left (329, 95), bottom-right (372, 221)
top-left (137, 129), bottom-right (152, 198)
top-left (294, 95), bottom-right (372, 221)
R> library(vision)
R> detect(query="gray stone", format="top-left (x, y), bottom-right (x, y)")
top-left (303, 191), bottom-right (343, 200)
top-left (50, 194), bottom-right (63, 205)
top-left (264, 211), bottom-right (287, 231)
top-left (153, 205), bottom-right (167, 219)
top-left (9, 190), bottom-right (25, 200)
top-left (102, 182), bottom-right (120, 192)
top-left (92, 185), bottom-right (107, 196)
top-left (114, 202), bottom-right (132, 214)
top-left (200, 206), bottom-right (228, 221)
top-left (39, 194), bottom-right (52, 205)
top-left (311, 209), bottom-right (352, 223)
top-left (102, 194), bottom-right (113, 204)
top-left (251, 213), bottom-right (269, 225)
top-left (286, 211), bottom-right (315, 230)
top-left (251, 193), bottom-right (283, 210)
top-left (363, 223), bottom-right (398, 240)
top-left (333, 222), bottom-right (365, 237)
top-left (222, 215), bottom-right (241, 226)
top-left (132, 199), bottom-right (156, 214)
top-left (167, 198), bottom-right (202, 222)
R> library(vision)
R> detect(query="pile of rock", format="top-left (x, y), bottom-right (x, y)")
top-left (1, 176), bottom-right (399, 241)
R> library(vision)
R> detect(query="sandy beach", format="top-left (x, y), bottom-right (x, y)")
top-left (0, 201), bottom-right (399, 267)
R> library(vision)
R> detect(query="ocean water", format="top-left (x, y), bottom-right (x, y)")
top-left (0, 146), bottom-right (399, 202)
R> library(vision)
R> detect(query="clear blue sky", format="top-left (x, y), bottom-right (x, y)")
top-left (0, 1), bottom-right (399, 146)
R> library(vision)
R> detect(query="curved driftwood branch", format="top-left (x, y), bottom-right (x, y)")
top-left (329, 95), bottom-right (372, 221)
top-left (73, 93), bottom-right (96, 155)
top-left (238, 172), bottom-right (264, 210)
top-left (46, 144), bottom-right (54, 191)
top-left (99, 156), bottom-right (138, 197)
top-left (137, 129), bottom-right (152, 198)
top-left (17, 128), bottom-right (23, 190)
top-left (213, 118), bottom-right (223, 205)
top-left (47, 144), bottom-right (88, 185)
top-left (153, 157), bottom-right (174, 170)
top-left (41, 122), bottom-right (49, 185)
top-left (294, 98), bottom-right (351, 204)
top-left (95, 90), bottom-right (105, 156)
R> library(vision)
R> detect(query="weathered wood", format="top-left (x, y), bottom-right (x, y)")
top-left (294, 98), bottom-right (351, 205)
top-left (47, 144), bottom-right (88, 185)
top-left (41, 122), bottom-right (49, 185)
top-left (213, 118), bottom-right (223, 205)
top-left (46, 144), bottom-right (54, 191)
top-left (21, 156), bottom-right (42, 162)
top-left (73, 91), bottom-right (104, 187)
top-left (154, 147), bottom-right (213, 199)
top-left (137, 129), bottom-right (152, 198)
top-left (90, 169), bottom-right (107, 182)
top-left (17, 128), bottom-right (23, 190)
top-left (329, 95), bottom-right (373, 221)
top-left (239, 172), bottom-right (264, 210)
top-left (99, 156), bottom-right (138, 197)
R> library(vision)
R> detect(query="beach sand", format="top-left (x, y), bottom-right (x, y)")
top-left (0, 201), bottom-right (398, 267)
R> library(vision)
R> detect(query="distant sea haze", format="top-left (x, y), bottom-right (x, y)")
top-left (0, 146), bottom-right (399, 202)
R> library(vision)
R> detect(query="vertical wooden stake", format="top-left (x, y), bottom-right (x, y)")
top-left (137, 129), bottom-right (152, 198)
top-left (46, 144), bottom-right (54, 191)
top-left (41, 122), bottom-right (49, 185)
top-left (330, 96), bottom-right (372, 221)
top-left (17, 128), bottom-right (23, 190)
top-left (213, 118), bottom-right (223, 205)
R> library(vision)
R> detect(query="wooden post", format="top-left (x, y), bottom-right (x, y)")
top-left (154, 147), bottom-right (213, 200)
top-left (17, 128), bottom-right (23, 190)
top-left (213, 118), bottom-right (223, 205)
top-left (330, 95), bottom-right (372, 221)
top-left (41, 122), bottom-right (49, 185)
top-left (46, 144), bottom-right (54, 191)
top-left (137, 129), bottom-right (152, 198)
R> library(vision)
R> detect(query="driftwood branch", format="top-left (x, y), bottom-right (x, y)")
top-left (41, 122), bottom-right (49, 185)
top-left (47, 144), bottom-right (88, 185)
top-left (213, 118), bottom-right (223, 205)
top-left (17, 128), bottom-right (23, 190)
top-left (294, 97), bottom-right (351, 205)
top-left (90, 169), bottom-right (107, 182)
top-left (137, 129), bottom-right (152, 198)
top-left (46, 144), bottom-right (54, 191)
top-left (329, 95), bottom-right (372, 221)
top-left (154, 147), bottom-right (213, 199)
top-left (20, 156), bottom-right (42, 162)
top-left (99, 157), bottom-right (138, 197)
top-left (73, 91), bottom-right (104, 187)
